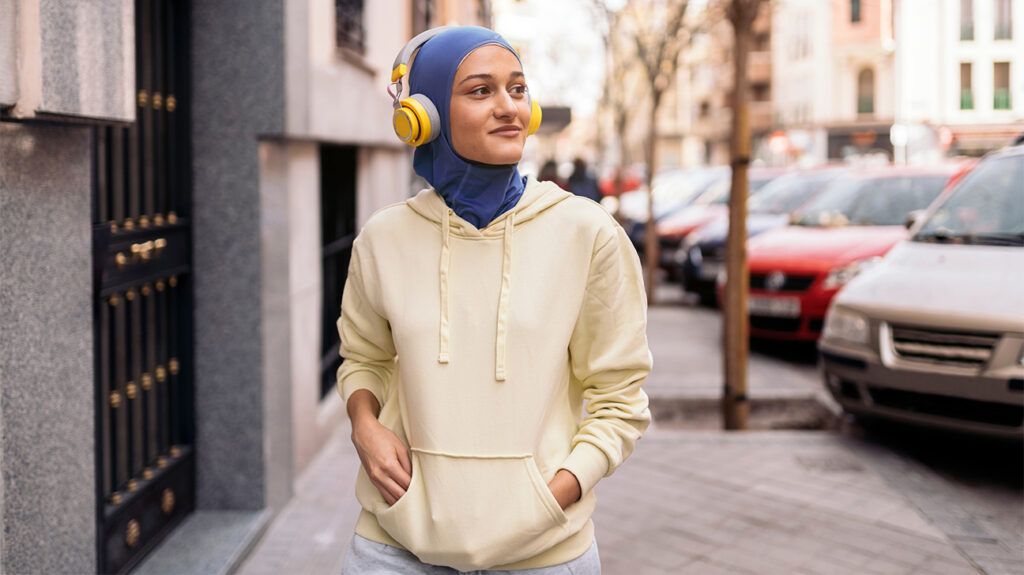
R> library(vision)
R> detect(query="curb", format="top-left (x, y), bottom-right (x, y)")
top-left (648, 390), bottom-right (844, 431)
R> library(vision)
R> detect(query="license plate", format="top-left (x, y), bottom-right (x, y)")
top-left (748, 295), bottom-right (801, 318)
top-left (699, 261), bottom-right (722, 280)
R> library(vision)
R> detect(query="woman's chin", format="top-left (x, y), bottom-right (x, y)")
top-left (481, 144), bottom-right (528, 164)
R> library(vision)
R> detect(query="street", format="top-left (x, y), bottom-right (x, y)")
top-left (232, 277), bottom-right (1023, 575)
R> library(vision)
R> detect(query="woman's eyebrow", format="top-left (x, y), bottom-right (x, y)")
top-left (457, 71), bottom-right (525, 86)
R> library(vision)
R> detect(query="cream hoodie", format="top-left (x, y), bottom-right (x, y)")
top-left (336, 175), bottom-right (652, 571)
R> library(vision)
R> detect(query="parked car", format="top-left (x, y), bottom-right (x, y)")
top-left (819, 146), bottom-right (1024, 438)
top-left (721, 165), bottom-right (958, 342)
top-left (678, 167), bottom-right (848, 305)
top-left (655, 167), bottom-right (781, 279)
top-left (623, 166), bottom-right (730, 255)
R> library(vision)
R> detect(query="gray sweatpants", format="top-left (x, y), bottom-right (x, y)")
top-left (341, 533), bottom-right (601, 574)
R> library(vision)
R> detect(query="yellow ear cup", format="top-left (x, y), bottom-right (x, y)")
top-left (393, 107), bottom-right (418, 144)
top-left (527, 98), bottom-right (542, 136)
top-left (393, 96), bottom-right (434, 147)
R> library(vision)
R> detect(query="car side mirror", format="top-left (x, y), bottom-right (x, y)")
top-left (904, 210), bottom-right (925, 230)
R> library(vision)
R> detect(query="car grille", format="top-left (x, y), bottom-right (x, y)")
top-left (750, 316), bottom-right (801, 332)
top-left (749, 273), bottom-right (816, 292)
top-left (867, 386), bottom-right (1024, 428)
top-left (889, 324), bottom-right (1000, 369)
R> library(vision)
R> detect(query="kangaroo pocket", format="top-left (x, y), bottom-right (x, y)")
top-left (374, 448), bottom-right (570, 571)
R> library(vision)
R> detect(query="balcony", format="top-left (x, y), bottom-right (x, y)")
top-left (748, 51), bottom-right (771, 84)
top-left (994, 89), bottom-right (1012, 110)
top-left (960, 89), bottom-right (973, 110)
top-left (960, 23), bottom-right (974, 41)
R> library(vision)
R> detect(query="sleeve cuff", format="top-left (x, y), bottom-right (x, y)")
top-left (339, 370), bottom-right (387, 411)
top-left (558, 441), bottom-right (610, 497)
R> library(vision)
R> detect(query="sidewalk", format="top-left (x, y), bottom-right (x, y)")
top-left (236, 421), bottom-right (980, 575)
top-left (644, 283), bottom-right (821, 401)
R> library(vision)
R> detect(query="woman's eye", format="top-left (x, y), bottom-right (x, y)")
top-left (470, 86), bottom-right (491, 96)
top-left (511, 85), bottom-right (527, 96)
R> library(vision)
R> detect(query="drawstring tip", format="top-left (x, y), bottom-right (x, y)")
top-left (437, 353), bottom-right (450, 364)
top-left (495, 370), bottom-right (506, 382)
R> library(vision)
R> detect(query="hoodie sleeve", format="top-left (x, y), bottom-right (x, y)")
top-left (559, 222), bottom-right (653, 498)
top-left (336, 237), bottom-right (397, 411)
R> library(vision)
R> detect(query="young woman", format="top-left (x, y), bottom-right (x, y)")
top-left (338, 26), bottom-right (652, 574)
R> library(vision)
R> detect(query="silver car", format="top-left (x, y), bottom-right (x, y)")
top-left (819, 145), bottom-right (1024, 438)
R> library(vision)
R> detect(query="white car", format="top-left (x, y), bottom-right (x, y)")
top-left (819, 145), bottom-right (1024, 438)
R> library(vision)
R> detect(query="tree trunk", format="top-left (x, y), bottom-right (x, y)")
top-left (723, 2), bottom-right (753, 430)
top-left (643, 94), bottom-right (660, 304)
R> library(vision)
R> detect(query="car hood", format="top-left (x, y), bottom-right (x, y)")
top-left (747, 225), bottom-right (907, 274)
top-left (834, 241), bottom-right (1024, 333)
top-left (692, 213), bottom-right (790, 248)
top-left (657, 205), bottom-right (727, 237)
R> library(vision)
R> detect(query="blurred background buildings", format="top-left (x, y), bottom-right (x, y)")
top-left (0, 0), bottom-right (1021, 574)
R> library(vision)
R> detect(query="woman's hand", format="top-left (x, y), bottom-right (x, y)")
top-left (351, 416), bottom-right (412, 506)
top-left (547, 469), bottom-right (582, 511)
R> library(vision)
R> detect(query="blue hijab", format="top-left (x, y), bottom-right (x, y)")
top-left (409, 26), bottom-right (527, 230)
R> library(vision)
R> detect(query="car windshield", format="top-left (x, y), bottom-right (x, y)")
top-left (794, 174), bottom-right (949, 227)
top-left (748, 171), bottom-right (844, 214)
top-left (914, 154), bottom-right (1024, 247)
top-left (698, 173), bottom-right (773, 206)
top-left (653, 169), bottom-right (727, 218)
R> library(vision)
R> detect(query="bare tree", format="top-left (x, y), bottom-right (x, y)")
top-left (622, 0), bottom-right (691, 303)
top-left (721, 0), bottom-right (765, 430)
top-left (588, 0), bottom-right (640, 211)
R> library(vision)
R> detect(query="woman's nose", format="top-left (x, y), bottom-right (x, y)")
top-left (493, 91), bottom-right (517, 119)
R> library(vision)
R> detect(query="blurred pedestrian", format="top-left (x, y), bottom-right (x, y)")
top-left (338, 25), bottom-right (651, 574)
top-left (568, 157), bottom-right (602, 203)
top-left (538, 159), bottom-right (567, 190)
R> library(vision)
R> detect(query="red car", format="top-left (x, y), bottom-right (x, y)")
top-left (720, 166), bottom-right (960, 341)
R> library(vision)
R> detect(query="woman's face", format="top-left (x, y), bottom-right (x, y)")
top-left (449, 45), bottom-right (531, 165)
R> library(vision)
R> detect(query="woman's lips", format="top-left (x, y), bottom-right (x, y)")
top-left (489, 126), bottom-right (522, 137)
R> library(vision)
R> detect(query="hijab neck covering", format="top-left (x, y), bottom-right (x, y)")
top-left (409, 26), bottom-right (527, 230)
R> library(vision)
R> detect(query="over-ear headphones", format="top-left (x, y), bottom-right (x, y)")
top-left (389, 27), bottom-right (542, 147)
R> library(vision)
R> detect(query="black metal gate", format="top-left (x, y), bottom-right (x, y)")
top-left (91, 1), bottom-right (194, 573)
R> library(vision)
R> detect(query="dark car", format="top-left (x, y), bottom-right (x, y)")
top-left (678, 167), bottom-right (848, 305)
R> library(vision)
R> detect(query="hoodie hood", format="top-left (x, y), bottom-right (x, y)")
top-left (406, 175), bottom-right (573, 381)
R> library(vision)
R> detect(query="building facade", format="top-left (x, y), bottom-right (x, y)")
top-left (771, 0), bottom-right (1022, 165)
top-left (894, 0), bottom-right (1023, 158)
top-left (669, 0), bottom-right (773, 168)
top-left (0, 1), bottom-right (488, 573)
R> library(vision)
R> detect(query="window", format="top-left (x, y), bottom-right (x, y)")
top-left (320, 145), bottom-right (359, 399)
top-left (994, 62), bottom-right (1011, 110)
top-left (850, 0), bottom-right (861, 23)
top-left (336, 0), bottom-right (366, 54)
top-left (857, 68), bottom-right (874, 115)
top-left (412, 0), bottom-right (434, 35)
top-left (960, 62), bottom-right (973, 110)
top-left (960, 0), bottom-right (974, 40)
top-left (995, 0), bottom-right (1012, 40)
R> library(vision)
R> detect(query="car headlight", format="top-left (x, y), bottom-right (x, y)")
top-left (822, 306), bottom-right (869, 345)
top-left (823, 256), bottom-right (882, 291)
top-left (689, 246), bottom-right (703, 266)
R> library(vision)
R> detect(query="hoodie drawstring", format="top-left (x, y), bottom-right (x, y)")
top-left (494, 210), bottom-right (515, 382)
top-left (436, 207), bottom-right (516, 382)
top-left (438, 207), bottom-right (452, 364)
